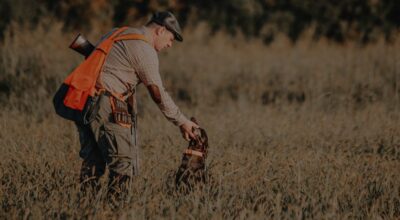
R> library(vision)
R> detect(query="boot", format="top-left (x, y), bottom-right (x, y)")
top-left (107, 173), bottom-right (131, 209)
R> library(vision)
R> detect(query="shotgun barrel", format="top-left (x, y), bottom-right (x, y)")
top-left (69, 34), bottom-right (95, 58)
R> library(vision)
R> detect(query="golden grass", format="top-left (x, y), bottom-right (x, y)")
top-left (0, 21), bottom-right (399, 219)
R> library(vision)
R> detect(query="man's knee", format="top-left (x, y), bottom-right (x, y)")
top-left (108, 157), bottom-right (135, 177)
top-left (80, 145), bottom-right (106, 180)
top-left (80, 160), bottom-right (106, 179)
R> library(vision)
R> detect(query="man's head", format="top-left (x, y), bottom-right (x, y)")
top-left (146, 11), bottom-right (183, 52)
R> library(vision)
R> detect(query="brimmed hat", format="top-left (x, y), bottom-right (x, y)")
top-left (149, 11), bottom-right (183, 42)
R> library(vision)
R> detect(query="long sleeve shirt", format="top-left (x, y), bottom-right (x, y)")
top-left (96, 26), bottom-right (189, 126)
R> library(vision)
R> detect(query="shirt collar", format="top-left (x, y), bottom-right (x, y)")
top-left (141, 26), bottom-right (154, 47)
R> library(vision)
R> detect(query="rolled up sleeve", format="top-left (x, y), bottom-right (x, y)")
top-left (129, 42), bottom-right (189, 126)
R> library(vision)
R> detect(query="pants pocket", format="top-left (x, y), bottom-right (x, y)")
top-left (98, 122), bottom-right (134, 176)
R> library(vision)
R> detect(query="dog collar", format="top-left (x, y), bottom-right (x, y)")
top-left (184, 149), bottom-right (204, 157)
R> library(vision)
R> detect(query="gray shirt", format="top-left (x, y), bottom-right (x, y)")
top-left (96, 26), bottom-right (189, 126)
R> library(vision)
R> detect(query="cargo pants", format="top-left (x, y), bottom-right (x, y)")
top-left (76, 93), bottom-right (139, 196)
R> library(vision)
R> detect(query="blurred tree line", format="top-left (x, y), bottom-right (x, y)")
top-left (0, 0), bottom-right (399, 44)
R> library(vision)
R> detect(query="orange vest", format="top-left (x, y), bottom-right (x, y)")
top-left (63, 27), bottom-right (148, 110)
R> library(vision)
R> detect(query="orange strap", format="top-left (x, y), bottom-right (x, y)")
top-left (95, 27), bottom-right (130, 54)
top-left (114, 34), bottom-right (149, 43)
top-left (63, 27), bottom-right (149, 110)
top-left (184, 149), bottom-right (204, 158)
top-left (96, 33), bottom-right (150, 99)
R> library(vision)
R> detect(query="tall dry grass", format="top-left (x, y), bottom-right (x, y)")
top-left (0, 21), bottom-right (399, 219)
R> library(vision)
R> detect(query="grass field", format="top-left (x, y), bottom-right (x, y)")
top-left (0, 22), bottom-right (399, 219)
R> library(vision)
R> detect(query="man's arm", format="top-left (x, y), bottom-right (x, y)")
top-left (146, 84), bottom-right (199, 140)
top-left (129, 42), bottom-right (198, 140)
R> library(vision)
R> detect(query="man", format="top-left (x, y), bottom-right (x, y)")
top-left (77, 11), bottom-right (198, 202)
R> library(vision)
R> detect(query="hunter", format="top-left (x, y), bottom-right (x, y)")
top-left (77, 11), bottom-right (198, 202)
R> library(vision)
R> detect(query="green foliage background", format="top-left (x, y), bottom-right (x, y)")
top-left (0, 0), bottom-right (399, 43)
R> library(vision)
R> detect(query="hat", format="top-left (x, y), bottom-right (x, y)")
top-left (149, 11), bottom-right (183, 42)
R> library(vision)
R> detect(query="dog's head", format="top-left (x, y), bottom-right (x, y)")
top-left (188, 117), bottom-right (208, 157)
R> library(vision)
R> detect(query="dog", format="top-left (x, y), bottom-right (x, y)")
top-left (175, 117), bottom-right (209, 191)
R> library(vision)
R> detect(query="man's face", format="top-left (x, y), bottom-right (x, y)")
top-left (154, 27), bottom-right (175, 52)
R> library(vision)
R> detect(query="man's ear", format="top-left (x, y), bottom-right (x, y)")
top-left (155, 26), bottom-right (166, 36)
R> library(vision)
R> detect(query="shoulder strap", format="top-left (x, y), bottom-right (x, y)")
top-left (114, 33), bottom-right (150, 44)
top-left (96, 29), bottom-right (150, 100)
top-left (96, 26), bottom-right (129, 53)
top-left (110, 26), bottom-right (129, 39)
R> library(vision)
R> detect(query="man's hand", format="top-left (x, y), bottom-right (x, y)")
top-left (179, 120), bottom-right (200, 141)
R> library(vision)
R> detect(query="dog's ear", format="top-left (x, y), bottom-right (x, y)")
top-left (190, 117), bottom-right (198, 125)
top-left (200, 128), bottom-right (208, 146)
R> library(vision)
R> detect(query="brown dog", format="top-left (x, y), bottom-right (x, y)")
top-left (175, 117), bottom-right (209, 191)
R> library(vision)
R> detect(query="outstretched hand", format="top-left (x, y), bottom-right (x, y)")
top-left (179, 120), bottom-right (200, 141)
